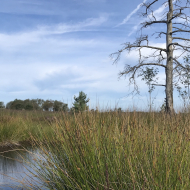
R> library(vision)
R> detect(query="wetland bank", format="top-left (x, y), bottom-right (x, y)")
top-left (1, 109), bottom-right (190, 189)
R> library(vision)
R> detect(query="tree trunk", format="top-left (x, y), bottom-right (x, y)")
top-left (165, 0), bottom-right (174, 114)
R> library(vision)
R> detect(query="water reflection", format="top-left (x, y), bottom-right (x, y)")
top-left (0, 146), bottom-right (45, 189)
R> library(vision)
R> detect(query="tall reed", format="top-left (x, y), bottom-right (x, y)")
top-left (28, 111), bottom-right (190, 189)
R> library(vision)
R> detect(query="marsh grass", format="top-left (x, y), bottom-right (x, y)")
top-left (0, 109), bottom-right (58, 146)
top-left (1, 109), bottom-right (190, 189)
top-left (24, 110), bottom-right (190, 189)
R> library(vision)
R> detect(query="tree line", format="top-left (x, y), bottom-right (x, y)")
top-left (0, 99), bottom-right (69, 111)
top-left (0, 91), bottom-right (90, 112)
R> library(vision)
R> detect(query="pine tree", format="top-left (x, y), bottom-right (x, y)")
top-left (72, 91), bottom-right (90, 112)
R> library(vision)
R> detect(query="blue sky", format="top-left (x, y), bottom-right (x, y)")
top-left (0, 0), bottom-right (189, 110)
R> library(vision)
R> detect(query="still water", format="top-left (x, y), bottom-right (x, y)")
top-left (0, 146), bottom-right (46, 190)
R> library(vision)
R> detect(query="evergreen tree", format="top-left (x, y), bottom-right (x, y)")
top-left (72, 91), bottom-right (89, 112)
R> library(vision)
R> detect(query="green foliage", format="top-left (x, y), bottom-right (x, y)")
top-left (29, 99), bottom-right (44, 110)
top-left (53, 100), bottom-right (62, 111)
top-left (9, 99), bottom-right (25, 110)
top-left (62, 103), bottom-right (69, 112)
top-left (175, 55), bottom-right (190, 107)
top-left (139, 67), bottom-right (158, 111)
top-left (139, 67), bottom-right (158, 93)
top-left (23, 99), bottom-right (33, 110)
top-left (5, 98), bottom-right (68, 111)
top-left (42, 100), bottom-right (54, 111)
top-left (160, 98), bottom-right (166, 112)
top-left (117, 107), bottom-right (122, 112)
top-left (6, 101), bottom-right (13, 109)
top-left (6, 99), bottom-right (40, 110)
top-left (35, 99), bottom-right (45, 109)
top-left (0, 101), bottom-right (5, 108)
top-left (25, 104), bottom-right (33, 110)
top-left (72, 91), bottom-right (89, 112)
top-left (53, 100), bottom-right (69, 112)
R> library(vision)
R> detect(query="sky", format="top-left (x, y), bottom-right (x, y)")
top-left (0, 0), bottom-right (189, 111)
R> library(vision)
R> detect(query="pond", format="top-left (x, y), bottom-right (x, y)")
top-left (0, 145), bottom-right (46, 189)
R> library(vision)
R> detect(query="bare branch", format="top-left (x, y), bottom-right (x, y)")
top-left (172, 28), bottom-right (190, 34)
top-left (170, 43), bottom-right (190, 52)
top-left (142, 0), bottom-right (159, 16)
top-left (120, 62), bottom-right (166, 77)
top-left (131, 45), bottom-right (166, 51)
top-left (173, 0), bottom-right (190, 7)
top-left (172, 57), bottom-right (190, 71)
top-left (178, 14), bottom-right (190, 20)
top-left (173, 6), bottom-right (190, 11)
top-left (141, 20), bottom-right (167, 28)
top-left (174, 50), bottom-right (186, 60)
top-left (152, 31), bottom-right (167, 39)
top-left (152, 83), bottom-right (166, 86)
top-left (123, 35), bottom-right (166, 52)
top-left (111, 35), bottom-right (167, 64)
top-left (169, 12), bottom-right (182, 22)
top-left (173, 37), bottom-right (190, 42)
top-left (173, 22), bottom-right (190, 29)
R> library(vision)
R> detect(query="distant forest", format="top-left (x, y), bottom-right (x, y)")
top-left (0, 99), bottom-right (69, 111)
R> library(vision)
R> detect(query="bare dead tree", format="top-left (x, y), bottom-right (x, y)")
top-left (111, 0), bottom-right (190, 114)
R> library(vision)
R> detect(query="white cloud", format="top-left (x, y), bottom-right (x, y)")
top-left (117, 0), bottom-right (147, 26)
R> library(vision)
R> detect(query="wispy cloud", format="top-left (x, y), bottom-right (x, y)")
top-left (0, 16), bottom-right (108, 50)
top-left (38, 15), bottom-right (108, 35)
top-left (117, 0), bottom-right (147, 27)
top-left (128, 1), bottom-right (168, 36)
